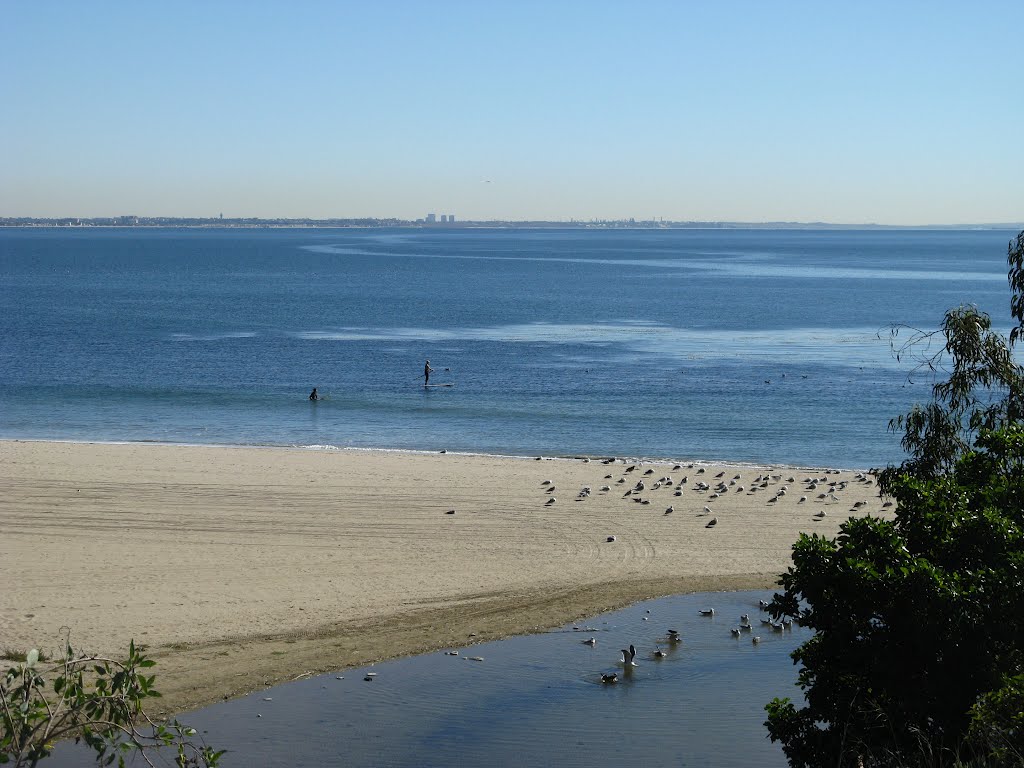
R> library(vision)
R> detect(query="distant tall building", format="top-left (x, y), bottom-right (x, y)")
top-left (426, 213), bottom-right (436, 224)
top-left (448, 214), bottom-right (455, 223)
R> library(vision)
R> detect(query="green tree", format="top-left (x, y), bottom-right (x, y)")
top-left (764, 231), bottom-right (1024, 768)
top-left (1, 639), bottom-right (223, 767)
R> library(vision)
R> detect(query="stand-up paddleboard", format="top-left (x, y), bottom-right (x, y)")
top-left (424, 383), bottom-right (454, 388)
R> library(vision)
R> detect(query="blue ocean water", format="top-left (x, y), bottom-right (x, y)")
top-left (0, 227), bottom-right (1015, 468)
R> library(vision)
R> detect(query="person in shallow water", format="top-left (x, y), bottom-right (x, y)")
top-left (424, 359), bottom-right (434, 386)
top-left (309, 387), bottom-right (319, 401)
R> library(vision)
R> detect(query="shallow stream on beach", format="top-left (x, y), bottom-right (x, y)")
top-left (50, 590), bottom-right (806, 767)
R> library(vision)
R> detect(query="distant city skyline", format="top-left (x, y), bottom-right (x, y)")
top-left (2, 1), bottom-right (1022, 225)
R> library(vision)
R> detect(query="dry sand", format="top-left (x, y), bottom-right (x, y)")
top-left (0, 440), bottom-right (894, 714)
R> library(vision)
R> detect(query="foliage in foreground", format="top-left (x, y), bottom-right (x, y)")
top-left (1, 639), bottom-right (223, 767)
top-left (765, 231), bottom-right (1024, 767)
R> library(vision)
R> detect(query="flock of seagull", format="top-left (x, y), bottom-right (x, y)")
top-left (539, 457), bottom-right (890, 541)
top-left (581, 599), bottom-right (793, 685)
top-left (531, 457), bottom-right (890, 684)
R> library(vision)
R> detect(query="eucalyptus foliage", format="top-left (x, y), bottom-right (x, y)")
top-left (765, 232), bottom-right (1024, 768)
top-left (1, 639), bottom-right (222, 767)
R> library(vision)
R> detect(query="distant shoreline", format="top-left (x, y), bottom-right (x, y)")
top-left (3, 220), bottom-right (1022, 231)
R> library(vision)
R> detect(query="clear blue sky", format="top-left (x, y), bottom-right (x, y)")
top-left (2, 1), bottom-right (1022, 223)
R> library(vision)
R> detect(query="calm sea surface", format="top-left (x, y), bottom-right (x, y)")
top-left (0, 227), bottom-right (1015, 468)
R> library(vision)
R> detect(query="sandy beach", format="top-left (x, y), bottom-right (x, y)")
top-left (0, 440), bottom-right (893, 715)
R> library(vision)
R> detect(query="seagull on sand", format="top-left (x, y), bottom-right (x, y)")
top-left (664, 506), bottom-right (674, 515)
top-left (706, 517), bottom-right (718, 527)
top-left (545, 497), bottom-right (556, 505)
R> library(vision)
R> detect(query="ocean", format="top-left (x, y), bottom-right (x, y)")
top-left (0, 227), bottom-right (1015, 468)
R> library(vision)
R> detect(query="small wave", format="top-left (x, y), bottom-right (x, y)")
top-left (170, 332), bottom-right (258, 342)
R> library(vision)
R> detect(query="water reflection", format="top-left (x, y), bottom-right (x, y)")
top-left (48, 591), bottom-right (805, 766)
top-left (301, 594), bottom-right (786, 764)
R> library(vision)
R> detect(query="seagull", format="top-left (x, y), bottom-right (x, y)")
top-left (699, 608), bottom-right (715, 616)
top-left (703, 506), bottom-right (713, 515)
top-left (740, 614), bottom-right (749, 622)
top-left (545, 497), bottom-right (556, 505)
top-left (583, 638), bottom-right (596, 646)
top-left (752, 636), bottom-right (761, 645)
top-left (620, 645), bottom-right (638, 666)
top-left (731, 628), bottom-right (741, 637)
top-left (653, 647), bottom-right (666, 658)
top-left (601, 672), bottom-right (618, 684)
top-left (664, 506), bottom-right (674, 515)
top-left (706, 517), bottom-right (718, 527)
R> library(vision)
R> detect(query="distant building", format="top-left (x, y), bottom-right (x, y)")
top-left (426, 213), bottom-right (436, 224)
top-left (448, 214), bottom-right (455, 223)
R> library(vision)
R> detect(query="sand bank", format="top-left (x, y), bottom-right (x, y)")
top-left (0, 440), bottom-right (893, 714)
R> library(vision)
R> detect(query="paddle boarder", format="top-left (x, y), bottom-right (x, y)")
top-left (424, 359), bottom-right (434, 387)
top-left (309, 387), bottom-right (319, 401)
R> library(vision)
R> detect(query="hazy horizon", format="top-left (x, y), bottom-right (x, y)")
top-left (3, 214), bottom-right (1024, 229)
top-left (3, 1), bottom-right (1022, 224)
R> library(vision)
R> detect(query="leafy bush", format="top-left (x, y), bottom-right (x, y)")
top-left (765, 231), bottom-right (1024, 767)
top-left (1, 639), bottom-right (223, 767)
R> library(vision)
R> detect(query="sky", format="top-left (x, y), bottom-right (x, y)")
top-left (2, 1), bottom-right (1022, 224)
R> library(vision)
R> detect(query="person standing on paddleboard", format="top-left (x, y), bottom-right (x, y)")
top-left (424, 359), bottom-right (434, 387)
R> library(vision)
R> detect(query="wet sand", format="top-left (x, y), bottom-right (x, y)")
top-left (0, 440), bottom-right (893, 714)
